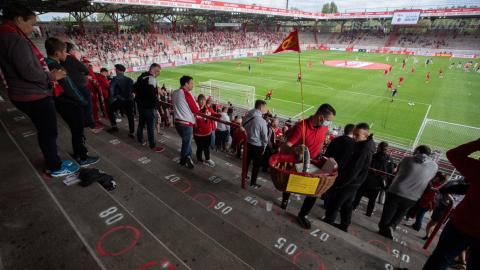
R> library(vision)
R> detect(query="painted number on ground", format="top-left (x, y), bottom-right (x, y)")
top-left (275, 238), bottom-right (298, 255)
top-left (138, 157), bottom-right (151, 164)
top-left (165, 174), bottom-right (180, 183)
top-left (213, 202), bottom-right (233, 214)
top-left (208, 176), bottom-right (222, 183)
top-left (99, 207), bottom-right (124, 225)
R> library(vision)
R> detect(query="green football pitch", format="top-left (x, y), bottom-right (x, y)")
top-left (127, 50), bottom-right (480, 152)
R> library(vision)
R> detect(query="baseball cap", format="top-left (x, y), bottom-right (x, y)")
top-left (114, 64), bottom-right (126, 72)
top-left (82, 57), bottom-right (91, 63)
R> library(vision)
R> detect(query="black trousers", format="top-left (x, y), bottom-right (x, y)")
top-left (352, 184), bottom-right (381, 217)
top-left (322, 181), bottom-right (338, 209)
top-left (378, 192), bottom-right (416, 232)
top-left (194, 134), bottom-right (211, 162)
top-left (406, 199), bottom-right (421, 220)
top-left (245, 143), bottom-right (263, 185)
top-left (323, 184), bottom-right (361, 231)
top-left (11, 97), bottom-right (62, 172)
top-left (107, 99), bottom-right (135, 134)
top-left (261, 147), bottom-right (275, 171)
top-left (55, 102), bottom-right (88, 160)
top-left (283, 193), bottom-right (317, 217)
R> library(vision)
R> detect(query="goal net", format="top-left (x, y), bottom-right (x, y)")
top-left (413, 119), bottom-right (480, 159)
top-left (198, 80), bottom-right (255, 110)
top-left (193, 84), bottom-right (220, 102)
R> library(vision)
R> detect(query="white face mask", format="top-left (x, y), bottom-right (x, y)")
top-left (321, 116), bottom-right (330, 127)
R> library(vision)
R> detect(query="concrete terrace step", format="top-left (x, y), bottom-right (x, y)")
top-left (103, 117), bottom-right (421, 269)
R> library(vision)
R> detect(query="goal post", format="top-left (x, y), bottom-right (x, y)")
top-left (413, 119), bottom-right (480, 159)
top-left (199, 79), bottom-right (255, 110)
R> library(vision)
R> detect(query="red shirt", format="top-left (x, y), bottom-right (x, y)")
top-left (439, 69), bottom-right (443, 73)
top-left (194, 106), bottom-right (220, 136)
top-left (86, 68), bottom-right (96, 93)
top-left (384, 70), bottom-right (388, 74)
top-left (411, 67), bottom-right (415, 72)
top-left (286, 116), bottom-right (328, 158)
top-left (427, 73), bottom-right (430, 78)
top-left (388, 81), bottom-right (393, 86)
top-left (399, 76), bottom-right (404, 81)
top-left (96, 73), bottom-right (110, 98)
top-left (298, 74), bottom-right (301, 78)
top-left (266, 91), bottom-right (272, 97)
top-left (447, 139), bottom-right (480, 238)
top-left (389, 66), bottom-right (392, 72)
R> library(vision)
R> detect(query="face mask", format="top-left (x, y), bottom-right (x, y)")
top-left (321, 116), bottom-right (330, 127)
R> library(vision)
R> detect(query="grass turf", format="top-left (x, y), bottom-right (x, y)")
top-left (126, 51), bottom-right (480, 152)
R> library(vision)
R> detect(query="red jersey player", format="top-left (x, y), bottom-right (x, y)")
top-left (389, 66), bottom-right (392, 73)
top-left (238, 61), bottom-right (241, 68)
top-left (322, 59), bottom-right (325, 65)
top-left (410, 66), bottom-right (415, 75)
top-left (257, 56), bottom-right (259, 63)
top-left (344, 60), bottom-right (347, 68)
top-left (426, 72), bottom-right (430, 83)
top-left (439, 69), bottom-right (443, 78)
top-left (297, 73), bottom-right (302, 84)
top-left (401, 62), bottom-right (406, 70)
top-left (265, 90), bottom-right (273, 101)
top-left (309, 59), bottom-right (312, 68)
top-left (382, 69), bottom-right (388, 78)
top-left (387, 80), bottom-right (393, 91)
top-left (259, 58), bottom-right (262, 65)
top-left (398, 76), bottom-right (405, 87)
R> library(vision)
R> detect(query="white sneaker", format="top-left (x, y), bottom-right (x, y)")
top-left (186, 156), bottom-right (194, 169)
top-left (204, 159), bottom-right (215, 166)
top-left (116, 118), bottom-right (122, 122)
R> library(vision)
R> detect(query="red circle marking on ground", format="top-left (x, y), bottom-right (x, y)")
top-left (367, 239), bottom-right (391, 254)
top-left (409, 245), bottom-right (430, 257)
top-left (138, 260), bottom-right (175, 270)
top-left (125, 151), bottom-right (139, 159)
top-left (42, 173), bottom-right (53, 180)
top-left (171, 181), bottom-right (192, 193)
top-left (324, 60), bottom-right (391, 70)
top-left (258, 203), bottom-right (278, 216)
top-left (293, 252), bottom-right (326, 270)
top-left (193, 194), bottom-right (216, 209)
top-left (286, 218), bottom-right (295, 223)
top-left (195, 170), bottom-right (210, 179)
top-left (348, 227), bottom-right (355, 236)
top-left (97, 226), bottom-right (140, 256)
top-left (262, 190), bottom-right (278, 199)
top-left (7, 119), bottom-right (28, 127)
top-left (11, 126), bottom-right (34, 135)
top-left (112, 143), bottom-right (127, 150)
top-left (33, 155), bottom-right (45, 165)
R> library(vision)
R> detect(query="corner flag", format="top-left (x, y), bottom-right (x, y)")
top-left (273, 29), bottom-right (301, 54)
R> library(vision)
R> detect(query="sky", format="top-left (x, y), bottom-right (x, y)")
top-left (37, 0), bottom-right (478, 21)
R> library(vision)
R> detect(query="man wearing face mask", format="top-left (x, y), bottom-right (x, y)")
top-left (322, 123), bottom-right (376, 233)
top-left (279, 104), bottom-right (336, 229)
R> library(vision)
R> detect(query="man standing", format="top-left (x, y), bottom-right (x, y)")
top-left (134, 63), bottom-right (165, 152)
top-left (106, 64), bottom-right (135, 138)
top-left (215, 107), bottom-right (230, 152)
top-left (422, 139), bottom-right (480, 269)
top-left (280, 104), bottom-right (336, 229)
top-left (322, 124), bottom-right (355, 209)
top-left (322, 123), bottom-right (376, 232)
top-left (378, 145), bottom-right (438, 239)
top-left (172, 75), bottom-right (200, 169)
top-left (266, 90), bottom-right (272, 102)
top-left (261, 118), bottom-right (279, 173)
top-left (391, 87), bottom-right (397, 102)
top-left (243, 100), bottom-right (269, 189)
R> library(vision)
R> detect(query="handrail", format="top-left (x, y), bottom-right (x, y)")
top-left (158, 100), bottom-right (248, 189)
top-left (423, 194), bottom-right (455, 250)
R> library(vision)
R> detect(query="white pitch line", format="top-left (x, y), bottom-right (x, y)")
top-left (206, 71), bottom-right (432, 106)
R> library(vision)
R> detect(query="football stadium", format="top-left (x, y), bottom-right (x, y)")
top-left (0, 0), bottom-right (479, 269)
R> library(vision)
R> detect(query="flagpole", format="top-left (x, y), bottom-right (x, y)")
top-left (298, 49), bottom-right (306, 172)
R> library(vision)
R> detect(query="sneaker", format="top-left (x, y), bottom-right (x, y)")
top-left (297, 214), bottom-right (311, 229)
top-left (116, 118), bottom-right (122, 122)
top-left (422, 236), bottom-right (429, 241)
top-left (95, 120), bottom-right (104, 125)
top-left (46, 160), bottom-right (73, 174)
top-left (451, 260), bottom-right (467, 270)
top-left (51, 164), bottom-right (80, 178)
top-left (71, 154), bottom-right (80, 161)
top-left (186, 156), bottom-right (194, 169)
top-left (152, 146), bottom-right (165, 152)
top-left (245, 176), bottom-right (251, 181)
top-left (204, 159), bottom-right (215, 166)
top-left (405, 217), bottom-right (412, 222)
top-left (404, 223), bottom-right (413, 228)
top-left (128, 134), bottom-right (135, 139)
top-left (90, 126), bottom-right (103, 131)
top-left (250, 183), bottom-right (261, 190)
top-left (78, 156), bottom-right (100, 167)
top-left (333, 223), bottom-right (349, 233)
top-left (140, 141), bottom-right (147, 146)
top-left (107, 127), bottom-right (119, 133)
top-left (280, 200), bottom-right (289, 210)
top-left (383, 226), bottom-right (394, 240)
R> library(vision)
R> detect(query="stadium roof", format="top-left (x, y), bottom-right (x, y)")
top-left (5, 0), bottom-right (480, 22)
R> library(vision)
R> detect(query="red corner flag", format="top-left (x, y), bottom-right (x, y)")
top-left (273, 29), bottom-right (301, 54)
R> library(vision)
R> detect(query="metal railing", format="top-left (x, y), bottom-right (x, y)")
top-left (158, 100), bottom-right (248, 189)
top-left (423, 194), bottom-right (455, 250)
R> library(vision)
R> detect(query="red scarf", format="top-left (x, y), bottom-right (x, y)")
top-left (0, 21), bottom-right (63, 96)
top-left (66, 52), bottom-right (77, 59)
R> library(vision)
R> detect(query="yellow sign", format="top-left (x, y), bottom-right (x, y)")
top-left (286, 174), bottom-right (320, 195)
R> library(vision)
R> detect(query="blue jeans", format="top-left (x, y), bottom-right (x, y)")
top-left (78, 86), bottom-right (96, 128)
top-left (11, 97), bottom-right (62, 172)
top-left (412, 205), bottom-right (430, 231)
top-left (210, 131), bottom-right (215, 150)
top-left (422, 221), bottom-right (480, 270)
top-left (136, 108), bottom-right (156, 149)
top-left (175, 124), bottom-right (193, 165)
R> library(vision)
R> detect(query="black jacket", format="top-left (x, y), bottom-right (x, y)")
top-left (135, 72), bottom-right (158, 109)
top-left (364, 152), bottom-right (395, 189)
top-left (324, 135), bottom-right (354, 171)
top-left (60, 54), bottom-right (90, 89)
top-left (336, 137), bottom-right (376, 188)
top-left (45, 58), bottom-right (87, 106)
